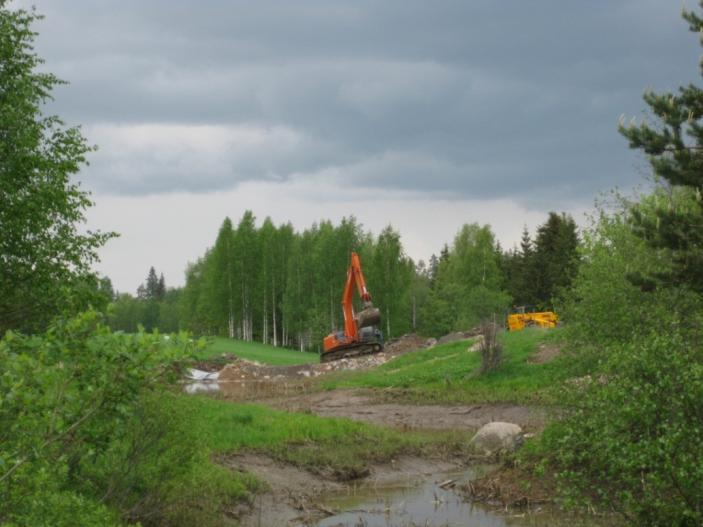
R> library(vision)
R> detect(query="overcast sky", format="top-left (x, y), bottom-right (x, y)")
top-left (16, 0), bottom-right (701, 293)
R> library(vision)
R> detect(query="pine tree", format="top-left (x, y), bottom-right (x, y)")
top-left (157, 273), bottom-right (166, 300)
top-left (145, 267), bottom-right (159, 300)
top-left (618, 3), bottom-right (703, 292)
top-left (533, 212), bottom-right (579, 308)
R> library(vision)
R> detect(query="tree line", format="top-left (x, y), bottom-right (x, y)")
top-left (107, 212), bottom-right (580, 350)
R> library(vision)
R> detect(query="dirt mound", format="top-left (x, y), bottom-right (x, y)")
top-left (218, 333), bottom-right (428, 383)
top-left (193, 353), bottom-right (238, 372)
top-left (268, 390), bottom-right (549, 432)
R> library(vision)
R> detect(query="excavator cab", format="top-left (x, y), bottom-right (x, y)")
top-left (321, 253), bottom-right (384, 362)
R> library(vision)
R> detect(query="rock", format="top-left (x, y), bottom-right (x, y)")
top-left (470, 422), bottom-right (524, 455)
top-left (425, 338), bottom-right (438, 348)
top-left (467, 335), bottom-right (484, 352)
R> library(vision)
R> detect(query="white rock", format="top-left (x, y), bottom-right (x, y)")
top-left (470, 422), bottom-right (524, 455)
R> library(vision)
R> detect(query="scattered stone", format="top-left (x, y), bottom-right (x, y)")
top-left (437, 328), bottom-right (481, 345)
top-left (425, 338), bottom-right (438, 348)
top-left (467, 336), bottom-right (483, 352)
top-left (469, 422), bottom-right (524, 455)
top-left (217, 334), bottom-right (428, 384)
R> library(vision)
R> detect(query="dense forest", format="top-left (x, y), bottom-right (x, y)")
top-left (108, 212), bottom-right (579, 350)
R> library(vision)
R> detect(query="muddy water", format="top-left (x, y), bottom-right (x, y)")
top-left (313, 469), bottom-right (601, 527)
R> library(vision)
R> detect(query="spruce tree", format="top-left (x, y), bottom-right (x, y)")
top-left (619, 2), bottom-right (703, 292)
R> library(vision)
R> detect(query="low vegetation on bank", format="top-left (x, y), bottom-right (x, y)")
top-left (320, 328), bottom-right (575, 405)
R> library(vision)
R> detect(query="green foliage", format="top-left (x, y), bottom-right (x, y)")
top-left (183, 396), bottom-right (472, 479)
top-left (0, 311), bottom-right (254, 526)
top-left (560, 194), bottom-right (686, 352)
top-left (0, 3), bottom-right (115, 335)
top-left (502, 213), bottom-right (580, 310)
top-left (541, 331), bottom-right (703, 524)
top-left (321, 328), bottom-right (573, 404)
top-left (420, 224), bottom-right (510, 336)
top-left (618, 2), bottom-right (703, 293)
top-left (109, 269), bottom-right (180, 333)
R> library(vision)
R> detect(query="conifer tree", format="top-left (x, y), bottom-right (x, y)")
top-left (619, 2), bottom-right (703, 292)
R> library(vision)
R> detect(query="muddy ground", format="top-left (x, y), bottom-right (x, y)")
top-left (200, 333), bottom-right (557, 525)
top-left (265, 389), bottom-right (549, 432)
top-left (225, 453), bottom-right (466, 527)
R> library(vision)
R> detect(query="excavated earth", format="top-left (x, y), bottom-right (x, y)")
top-left (265, 389), bottom-right (548, 432)
top-left (201, 332), bottom-right (554, 525)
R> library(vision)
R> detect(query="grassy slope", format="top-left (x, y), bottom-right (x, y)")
top-left (320, 328), bottom-right (577, 404)
top-left (184, 395), bottom-right (472, 479)
top-left (197, 336), bottom-right (318, 366)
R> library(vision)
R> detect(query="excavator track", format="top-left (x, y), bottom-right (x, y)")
top-left (320, 342), bottom-right (383, 363)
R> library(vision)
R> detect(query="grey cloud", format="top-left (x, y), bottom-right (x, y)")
top-left (19, 0), bottom-right (702, 204)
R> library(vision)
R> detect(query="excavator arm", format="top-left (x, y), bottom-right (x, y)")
top-left (341, 252), bottom-right (372, 339)
top-left (321, 252), bottom-right (383, 361)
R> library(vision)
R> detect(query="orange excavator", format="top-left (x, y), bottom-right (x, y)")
top-left (321, 252), bottom-right (383, 362)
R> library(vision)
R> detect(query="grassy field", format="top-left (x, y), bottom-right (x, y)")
top-left (196, 336), bottom-right (318, 366)
top-left (319, 328), bottom-right (578, 404)
top-left (183, 395), bottom-right (472, 479)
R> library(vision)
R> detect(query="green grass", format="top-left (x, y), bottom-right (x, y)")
top-left (196, 336), bottom-right (318, 366)
top-left (183, 395), bottom-right (472, 479)
top-left (319, 328), bottom-right (579, 404)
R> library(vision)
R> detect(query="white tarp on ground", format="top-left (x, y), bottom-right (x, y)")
top-left (187, 368), bottom-right (220, 381)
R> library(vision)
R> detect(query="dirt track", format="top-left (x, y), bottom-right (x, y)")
top-left (265, 389), bottom-right (549, 432)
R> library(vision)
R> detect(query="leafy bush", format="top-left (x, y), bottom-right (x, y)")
top-left (0, 311), bottom-right (248, 526)
top-left (541, 330), bottom-right (703, 525)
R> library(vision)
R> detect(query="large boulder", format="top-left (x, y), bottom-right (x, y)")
top-left (470, 422), bottom-right (523, 455)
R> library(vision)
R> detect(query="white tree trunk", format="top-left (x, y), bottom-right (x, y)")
top-left (386, 306), bottom-right (391, 339)
top-left (272, 279), bottom-right (278, 347)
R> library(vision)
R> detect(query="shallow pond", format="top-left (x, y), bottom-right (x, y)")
top-left (313, 468), bottom-right (604, 527)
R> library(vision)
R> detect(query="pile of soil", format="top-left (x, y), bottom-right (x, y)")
top-left (193, 353), bottom-right (238, 372)
top-left (218, 333), bottom-right (429, 383)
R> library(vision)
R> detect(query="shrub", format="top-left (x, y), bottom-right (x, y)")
top-left (542, 330), bottom-right (703, 524)
top-left (0, 311), bottom-right (233, 526)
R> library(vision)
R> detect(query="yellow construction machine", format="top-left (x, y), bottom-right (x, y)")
top-left (507, 306), bottom-right (558, 331)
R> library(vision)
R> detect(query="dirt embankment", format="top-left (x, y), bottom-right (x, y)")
top-left (267, 389), bottom-right (549, 432)
top-left (217, 333), bottom-right (430, 382)
top-left (224, 453), bottom-right (465, 527)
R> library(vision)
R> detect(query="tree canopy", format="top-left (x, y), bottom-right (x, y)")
top-left (0, 3), bottom-right (114, 334)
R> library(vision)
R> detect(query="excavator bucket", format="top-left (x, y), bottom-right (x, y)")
top-left (355, 306), bottom-right (380, 329)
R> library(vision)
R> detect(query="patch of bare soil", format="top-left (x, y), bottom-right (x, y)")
top-left (225, 453), bottom-right (465, 527)
top-left (460, 465), bottom-right (555, 510)
top-left (213, 334), bottom-right (431, 401)
top-left (528, 342), bottom-right (563, 364)
top-left (266, 390), bottom-right (549, 432)
top-left (218, 333), bottom-right (429, 383)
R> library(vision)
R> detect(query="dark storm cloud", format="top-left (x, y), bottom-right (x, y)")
top-left (21, 0), bottom-right (702, 204)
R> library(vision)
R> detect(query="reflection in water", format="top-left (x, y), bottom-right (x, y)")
top-left (314, 470), bottom-right (603, 527)
top-left (316, 470), bottom-right (506, 527)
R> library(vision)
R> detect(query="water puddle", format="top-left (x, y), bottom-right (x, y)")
top-left (311, 468), bottom-right (603, 527)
